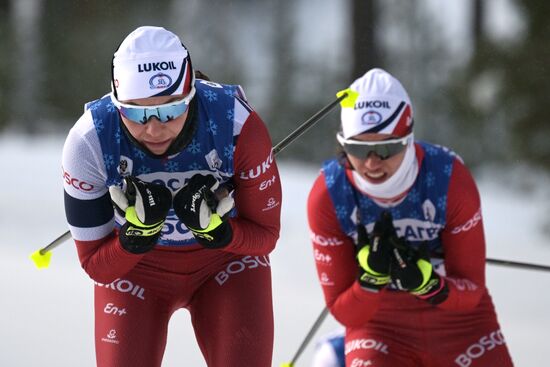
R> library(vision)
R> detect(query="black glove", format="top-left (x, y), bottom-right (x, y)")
top-left (389, 239), bottom-right (449, 305)
top-left (356, 211), bottom-right (395, 291)
top-left (173, 174), bottom-right (234, 249)
top-left (109, 176), bottom-right (172, 254)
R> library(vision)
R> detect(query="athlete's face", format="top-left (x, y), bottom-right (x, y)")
top-left (119, 94), bottom-right (189, 155)
top-left (345, 133), bottom-right (407, 184)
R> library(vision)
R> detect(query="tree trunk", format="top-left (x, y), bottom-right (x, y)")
top-left (472, 0), bottom-right (485, 50)
top-left (351, 0), bottom-right (379, 80)
top-left (11, 0), bottom-right (44, 133)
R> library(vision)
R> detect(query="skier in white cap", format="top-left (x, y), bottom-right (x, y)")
top-left (307, 68), bottom-right (513, 366)
top-left (62, 26), bottom-right (281, 366)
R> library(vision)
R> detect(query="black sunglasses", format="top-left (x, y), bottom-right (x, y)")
top-left (336, 132), bottom-right (411, 160)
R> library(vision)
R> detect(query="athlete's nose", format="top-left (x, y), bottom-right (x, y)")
top-left (364, 152), bottom-right (383, 170)
top-left (144, 117), bottom-right (164, 135)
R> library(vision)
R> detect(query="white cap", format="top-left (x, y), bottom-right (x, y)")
top-left (341, 68), bottom-right (413, 139)
top-left (112, 26), bottom-right (193, 101)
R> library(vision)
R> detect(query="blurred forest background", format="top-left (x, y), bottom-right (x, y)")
top-left (0, 0), bottom-right (548, 171)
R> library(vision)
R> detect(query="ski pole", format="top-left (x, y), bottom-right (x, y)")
top-left (486, 257), bottom-right (550, 272)
top-left (280, 306), bottom-right (330, 367)
top-left (273, 91), bottom-right (351, 155)
top-left (29, 92), bottom-right (355, 270)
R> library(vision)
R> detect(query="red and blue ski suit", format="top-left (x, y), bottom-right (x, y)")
top-left (307, 143), bottom-right (514, 366)
top-left (62, 80), bottom-right (281, 367)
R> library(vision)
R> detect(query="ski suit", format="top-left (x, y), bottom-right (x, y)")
top-left (62, 79), bottom-right (281, 367)
top-left (307, 143), bottom-right (514, 367)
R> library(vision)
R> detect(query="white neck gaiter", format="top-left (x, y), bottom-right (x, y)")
top-left (351, 137), bottom-right (418, 200)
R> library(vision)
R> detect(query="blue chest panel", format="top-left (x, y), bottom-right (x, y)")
top-left (322, 143), bottom-right (455, 253)
top-left (86, 81), bottom-right (242, 246)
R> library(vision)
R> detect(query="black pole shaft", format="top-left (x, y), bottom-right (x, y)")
top-left (289, 306), bottom-right (329, 366)
top-left (272, 93), bottom-right (347, 155)
top-left (39, 230), bottom-right (71, 254)
top-left (486, 257), bottom-right (550, 272)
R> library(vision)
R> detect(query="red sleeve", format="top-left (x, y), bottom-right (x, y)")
top-left (307, 172), bottom-right (383, 327)
top-left (438, 158), bottom-right (486, 310)
top-left (226, 111), bottom-right (281, 255)
top-left (74, 231), bottom-right (144, 284)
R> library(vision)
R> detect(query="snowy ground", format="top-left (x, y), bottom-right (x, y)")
top-left (1, 134), bottom-right (549, 366)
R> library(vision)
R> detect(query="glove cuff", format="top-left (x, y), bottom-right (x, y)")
top-left (358, 266), bottom-right (391, 292)
top-left (413, 273), bottom-right (449, 305)
top-left (192, 221), bottom-right (233, 249)
top-left (119, 221), bottom-right (163, 254)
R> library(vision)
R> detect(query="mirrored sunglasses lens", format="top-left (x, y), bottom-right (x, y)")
top-left (119, 107), bottom-right (148, 124)
top-left (118, 103), bottom-right (189, 124)
top-left (156, 103), bottom-right (189, 122)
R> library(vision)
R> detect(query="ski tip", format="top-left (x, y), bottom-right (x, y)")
top-left (280, 363), bottom-right (293, 367)
top-left (30, 249), bottom-right (52, 269)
